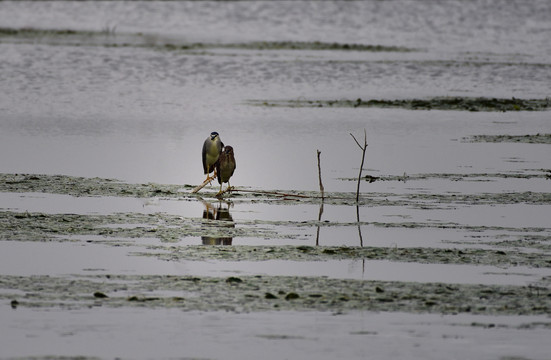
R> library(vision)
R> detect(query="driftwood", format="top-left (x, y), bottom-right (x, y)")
top-left (191, 181), bottom-right (311, 199)
top-left (191, 177), bottom-right (214, 194)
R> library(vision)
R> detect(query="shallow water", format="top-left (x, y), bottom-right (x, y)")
top-left (1, 1), bottom-right (551, 359)
top-left (2, 308), bottom-right (549, 360)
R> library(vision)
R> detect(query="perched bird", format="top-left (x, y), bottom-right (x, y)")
top-left (202, 131), bottom-right (223, 182)
top-left (216, 145), bottom-right (236, 195)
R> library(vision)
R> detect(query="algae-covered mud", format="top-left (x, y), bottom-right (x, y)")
top-left (1, 1), bottom-right (551, 359)
top-left (2, 274), bottom-right (550, 315)
top-left (2, 172), bottom-right (550, 292)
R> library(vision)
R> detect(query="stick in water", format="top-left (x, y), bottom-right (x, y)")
top-left (317, 149), bottom-right (324, 200)
top-left (191, 177), bottom-right (212, 194)
top-left (350, 129), bottom-right (368, 203)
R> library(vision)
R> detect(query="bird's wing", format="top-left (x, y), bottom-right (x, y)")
top-left (202, 139), bottom-right (209, 174)
top-left (216, 153), bottom-right (223, 184)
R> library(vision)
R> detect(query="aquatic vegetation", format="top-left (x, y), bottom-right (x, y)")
top-left (463, 134), bottom-right (551, 144)
top-left (340, 171), bottom-right (551, 183)
top-left (248, 97), bottom-right (551, 111)
top-left (0, 27), bottom-right (415, 52)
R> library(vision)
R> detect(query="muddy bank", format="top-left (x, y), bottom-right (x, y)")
top-left (2, 274), bottom-right (550, 315)
top-left (248, 97), bottom-right (551, 111)
top-left (137, 244), bottom-right (551, 268)
top-left (2, 173), bottom-right (550, 208)
top-left (0, 173), bottom-right (193, 199)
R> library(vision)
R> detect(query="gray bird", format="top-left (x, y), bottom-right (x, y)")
top-left (202, 131), bottom-right (223, 182)
top-left (216, 145), bottom-right (236, 195)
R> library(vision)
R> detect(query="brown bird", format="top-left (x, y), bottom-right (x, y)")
top-left (216, 145), bottom-right (236, 196)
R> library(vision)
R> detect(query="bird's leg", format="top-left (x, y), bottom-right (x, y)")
top-left (215, 183), bottom-right (223, 197)
top-left (205, 165), bottom-right (215, 184)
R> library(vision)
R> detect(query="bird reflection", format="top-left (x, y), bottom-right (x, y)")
top-left (200, 198), bottom-right (234, 245)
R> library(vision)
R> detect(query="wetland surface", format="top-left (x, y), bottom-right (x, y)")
top-left (1, 1), bottom-right (551, 359)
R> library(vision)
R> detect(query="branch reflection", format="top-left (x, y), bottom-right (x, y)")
top-left (356, 203), bottom-right (364, 247)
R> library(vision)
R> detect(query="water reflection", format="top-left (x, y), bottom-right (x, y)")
top-left (316, 200), bottom-right (364, 247)
top-left (356, 204), bottom-right (364, 247)
top-left (200, 198), bottom-right (234, 245)
top-left (315, 201), bottom-right (323, 246)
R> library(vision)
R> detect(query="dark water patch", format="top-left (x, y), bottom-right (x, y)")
top-left (464, 134), bottom-right (551, 144)
top-left (248, 97), bottom-right (551, 111)
top-left (1, 274), bottom-right (549, 315)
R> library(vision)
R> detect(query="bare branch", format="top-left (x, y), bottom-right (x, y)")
top-left (317, 150), bottom-right (325, 199)
top-left (350, 129), bottom-right (368, 203)
top-left (191, 177), bottom-right (213, 193)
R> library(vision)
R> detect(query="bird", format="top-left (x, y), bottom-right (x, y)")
top-left (216, 145), bottom-right (236, 195)
top-left (202, 131), bottom-right (223, 182)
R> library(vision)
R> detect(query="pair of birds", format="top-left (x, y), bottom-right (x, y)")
top-left (202, 131), bottom-right (236, 195)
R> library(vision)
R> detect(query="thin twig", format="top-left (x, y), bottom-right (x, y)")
top-left (350, 133), bottom-right (363, 150)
